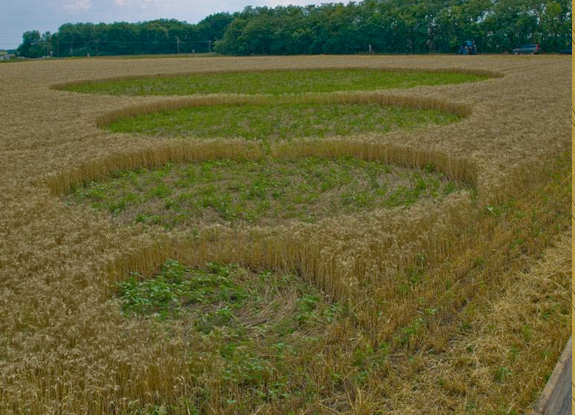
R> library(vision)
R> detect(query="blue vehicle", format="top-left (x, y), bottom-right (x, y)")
top-left (458, 41), bottom-right (477, 55)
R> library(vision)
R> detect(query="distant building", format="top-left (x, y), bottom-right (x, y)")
top-left (0, 54), bottom-right (14, 61)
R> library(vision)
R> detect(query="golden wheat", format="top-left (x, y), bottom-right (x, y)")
top-left (0, 55), bottom-right (570, 415)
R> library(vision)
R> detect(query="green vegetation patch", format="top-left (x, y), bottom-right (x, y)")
top-left (62, 68), bottom-right (488, 96)
top-left (118, 260), bottom-right (357, 410)
top-left (67, 157), bottom-right (460, 228)
top-left (105, 102), bottom-right (461, 141)
top-left (118, 259), bottom-right (340, 330)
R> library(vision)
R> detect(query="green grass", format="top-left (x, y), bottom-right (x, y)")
top-left (62, 68), bottom-right (489, 96)
top-left (117, 260), bottom-right (354, 412)
top-left (105, 102), bottom-right (461, 141)
top-left (118, 259), bottom-right (339, 330)
top-left (66, 157), bottom-right (461, 229)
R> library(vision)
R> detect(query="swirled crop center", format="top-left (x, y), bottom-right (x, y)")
top-left (66, 157), bottom-right (462, 229)
top-left (104, 102), bottom-right (461, 141)
top-left (115, 259), bottom-right (348, 405)
top-left (59, 68), bottom-right (490, 96)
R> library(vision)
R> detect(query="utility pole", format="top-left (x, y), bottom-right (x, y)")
top-left (208, 40), bottom-right (212, 53)
top-left (176, 36), bottom-right (181, 54)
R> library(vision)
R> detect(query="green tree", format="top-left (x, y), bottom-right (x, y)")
top-left (17, 30), bottom-right (47, 58)
top-left (140, 22), bottom-right (169, 54)
top-left (17, 0), bottom-right (573, 57)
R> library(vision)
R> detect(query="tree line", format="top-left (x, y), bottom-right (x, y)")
top-left (17, 0), bottom-right (571, 58)
top-left (17, 14), bottom-right (233, 58)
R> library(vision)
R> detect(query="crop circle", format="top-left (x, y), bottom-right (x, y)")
top-left (103, 101), bottom-right (462, 141)
top-left (66, 156), bottom-right (461, 229)
top-left (115, 259), bottom-right (350, 409)
top-left (59, 68), bottom-right (490, 96)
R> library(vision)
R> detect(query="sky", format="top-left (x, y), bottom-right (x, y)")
top-left (0, 0), bottom-right (334, 50)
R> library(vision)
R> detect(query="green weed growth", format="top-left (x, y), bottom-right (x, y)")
top-left (115, 260), bottom-right (370, 410)
top-left (106, 102), bottom-right (460, 141)
top-left (68, 157), bottom-right (460, 228)
top-left (63, 68), bottom-right (488, 96)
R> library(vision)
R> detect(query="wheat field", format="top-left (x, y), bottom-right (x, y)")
top-left (0, 55), bottom-right (571, 414)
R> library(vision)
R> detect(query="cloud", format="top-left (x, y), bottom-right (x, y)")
top-left (61, 0), bottom-right (92, 12)
top-left (114, 0), bottom-right (168, 8)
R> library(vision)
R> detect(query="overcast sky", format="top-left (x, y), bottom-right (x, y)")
top-left (0, 0), bottom-right (335, 49)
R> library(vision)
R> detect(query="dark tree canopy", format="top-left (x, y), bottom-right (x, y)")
top-left (16, 0), bottom-right (571, 57)
top-left (215, 0), bottom-right (571, 55)
top-left (17, 15), bottom-right (234, 58)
